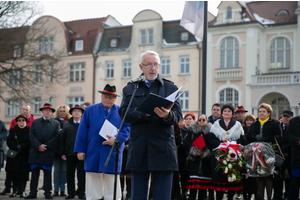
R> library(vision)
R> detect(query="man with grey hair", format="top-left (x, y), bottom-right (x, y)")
top-left (9, 105), bottom-right (35, 129)
top-left (119, 50), bottom-right (182, 200)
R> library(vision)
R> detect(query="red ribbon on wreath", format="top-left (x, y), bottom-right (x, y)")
top-left (251, 143), bottom-right (268, 169)
top-left (216, 140), bottom-right (242, 161)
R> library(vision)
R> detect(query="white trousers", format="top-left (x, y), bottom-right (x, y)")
top-left (86, 172), bottom-right (121, 200)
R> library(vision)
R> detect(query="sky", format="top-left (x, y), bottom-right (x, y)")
top-left (36, 1), bottom-right (221, 25)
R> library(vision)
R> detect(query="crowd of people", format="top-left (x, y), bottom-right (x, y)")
top-left (0, 50), bottom-right (299, 200)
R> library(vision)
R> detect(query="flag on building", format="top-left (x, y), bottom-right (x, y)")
top-left (180, 1), bottom-right (204, 42)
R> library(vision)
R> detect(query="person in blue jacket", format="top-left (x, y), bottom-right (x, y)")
top-left (74, 84), bottom-right (130, 200)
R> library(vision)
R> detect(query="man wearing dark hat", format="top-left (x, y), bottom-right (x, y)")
top-left (119, 50), bottom-right (182, 200)
top-left (61, 105), bottom-right (85, 199)
top-left (25, 103), bottom-right (60, 199)
top-left (74, 84), bottom-right (130, 200)
top-left (273, 110), bottom-right (293, 200)
top-left (235, 105), bottom-right (248, 124)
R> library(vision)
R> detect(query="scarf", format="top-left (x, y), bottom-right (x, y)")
top-left (258, 117), bottom-right (269, 126)
top-left (18, 124), bottom-right (27, 129)
top-left (210, 119), bottom-right (244, 141)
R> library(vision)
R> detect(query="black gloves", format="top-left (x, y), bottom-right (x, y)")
top-left (255, 135), bottom-right (264, 142)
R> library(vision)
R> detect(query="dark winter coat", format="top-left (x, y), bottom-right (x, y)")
top-left (28, 117), bottom-right (60, 166)
top-left (285, 116), bottom-right (300, 169)
top-left (119, 74), bottom-right (182, 171)
top-left (246, 117), bottom-right (281, 144)
top-left (177, 126), bottom-right (190, 172)
top-left (184, 122), bottom-right (212, 177)
top-left (0, 120), bottom-right (8, 151)
top-left (6, 125), bottom-right (31, 172)
top-left (60, 117), bottom-right (80, 158)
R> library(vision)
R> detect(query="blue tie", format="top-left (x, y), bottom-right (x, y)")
top-left (75, 122), bottom-right (79, 126)
top-left (104, 108), bottom-right (108, 119)
top-left (147, 82), bottom-right (152, 87)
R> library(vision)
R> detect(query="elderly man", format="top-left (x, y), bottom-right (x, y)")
top-left (119, 50), bottom-right (182, 200)
top-left (25, 103), bottom-right (60, 199)
top-left (10, 105), bottom-right (35, 129)
top-left (74, 84), bottom-right (130, 200)
top-left (61, 105), bottom-right (85, 199)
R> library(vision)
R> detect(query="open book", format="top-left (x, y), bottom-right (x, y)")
top-left (136, 86), bottom-right (186, 117)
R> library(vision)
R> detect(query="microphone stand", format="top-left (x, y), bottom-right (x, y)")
top-left (105, 80), bottom-right (140, 200)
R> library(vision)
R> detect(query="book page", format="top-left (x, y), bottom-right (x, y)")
top-left (165, 86), bottom-right (182, 102)
top-left (99, 119), bottom-right (118, 140)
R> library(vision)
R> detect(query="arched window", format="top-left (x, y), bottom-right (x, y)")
top-left (271, 97), bottom-right (290, 119)
top-left (220, 37), bottom-right (239, 68)
top-left (219, 88), bottom-right (239, 108)
top-left (226, 7), bottom-right (232, 19)
top-left (276, 10), bottom-right (288, 16)
top-left (270, 37), bottom-right (290, 69)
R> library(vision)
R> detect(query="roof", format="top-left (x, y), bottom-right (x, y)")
top-left (98, 19), bottom-right (198, 53)
top-left (64, 16), bottom-right (109, 55)
top-left (247, 1), bottom-right (298, 24)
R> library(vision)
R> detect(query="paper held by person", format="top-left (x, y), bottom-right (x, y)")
top-left (99, 119), bottom-right (118, 140)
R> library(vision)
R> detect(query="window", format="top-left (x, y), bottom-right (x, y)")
top-left (68, 97), bottom-right (84, 108)
top-left (8, 69), bottom-right (22, 85)
top-left (161, 58), bottom-right (170, 76)
top-left (106, 62), bottom-right (114, 79)
top-left (14, 45), bottom-right (21, 57)
top-left (75, 40), bottom-right (83, 51)
top-left (69, 63), bottom-right (85, 82)
top-left (35, 66), bottom-right (43, 83)
top-left (140, 30), bottom-right (146, 45)
top-left (220, 37), bottom-right (239, 68)
top-left (6, 99), bottom-right (21, 116)
top-left (181, 32), bottom-right (189, 41)
top-left (276, 10), bottom-right (288, 16)
top-left (148, 29), bottom-right (153, 44)
top-left (219, 88), bottom-right (239, 108)
top-left (180, 56), bottom-right (190, 74)
top-left (38, 36), bottom-right (54, 53)
top-left (110, 39), bottom-right (117, 47)
top-left (122, 60), bottom-right (131, 78)
top-left (180, 91), bottom-right (189, 111)
top-left (226, 7), bottom-right (232, 19)
top-left (32, 97), bottom-right (42, 114)
top-left (50, 65), bottom-right (55, 82)
top-left (270, 37), bottom-right (290, 69)
top-left (49, 96), bottom-right (54, 105)
top-left (140, 29), bottom-right (153, 45)
top-left (271, 97), bottom-right (290, 119)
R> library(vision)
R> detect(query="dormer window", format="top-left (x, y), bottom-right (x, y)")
top-left (110, 39), bottom-right (117, 47)
top-left (14, 45), bottom-right (21, 57)
top-left (181, 32), bottom-right (189, 41)
top-left (75, 40), bottom-right (83, 51)
top-left (226, 7), bottom-right (232, 19)
top-left (276, 10), bottom-right (288, 16)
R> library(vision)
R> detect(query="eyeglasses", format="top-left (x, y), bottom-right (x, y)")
top-left (59, 110), bottom-right (66, 112)
top-left (141, 63), bottom-right (160, 69)
top-left (17, 119), bottom-right (26, 122)
top-left (198, 119), bottom-right (206, 122)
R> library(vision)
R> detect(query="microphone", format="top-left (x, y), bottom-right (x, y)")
top-left (129, 76), bottom-right (144, 83)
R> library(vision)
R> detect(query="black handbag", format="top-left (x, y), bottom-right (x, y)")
top-left (6, 149), bottom-right (18, 158)
top-left (6, 132), bottom-right (19, 158)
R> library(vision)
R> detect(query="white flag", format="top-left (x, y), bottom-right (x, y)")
top-left (180, 1), bottom-right (204, 42)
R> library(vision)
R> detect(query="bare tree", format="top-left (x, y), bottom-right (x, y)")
top-left (0, 1), bottom-right (67, 103)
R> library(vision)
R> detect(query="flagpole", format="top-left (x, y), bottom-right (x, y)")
top-left (201, 1), bottom-right (208, 114)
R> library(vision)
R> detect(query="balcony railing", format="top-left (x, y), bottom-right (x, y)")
top-left (251, 73), bottom-right (300, 86)
top-left (215, 68), bottom-right (242, 81)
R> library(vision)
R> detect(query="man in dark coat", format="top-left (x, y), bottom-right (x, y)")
top-left (285, 113), bottom-right (300, 200)
top-left (273, 110), bottom-right (293, 200)
top-left (207, 103), bottom-right (221, 124)
top-left (119, 50), bottom-right (182, 200)
top-left (61, 105), bottom-right (85, 199)
top-left (0, 120), bottom-right (8, 171)
top-left (25, 103), bottom-right (60, 199)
